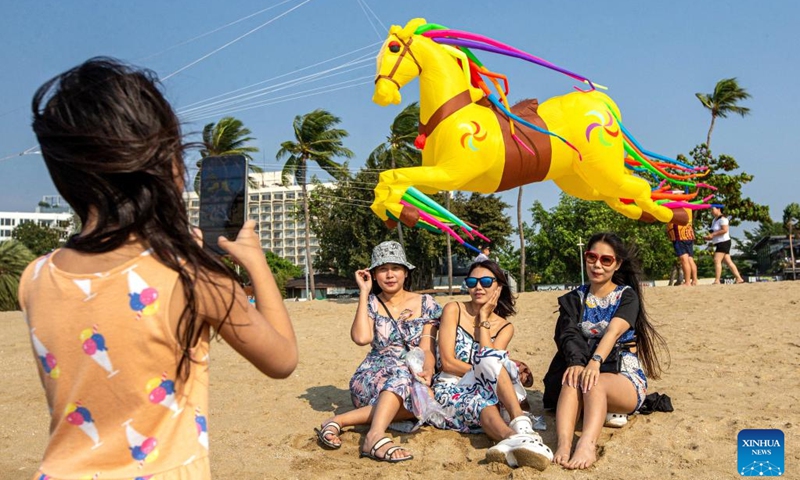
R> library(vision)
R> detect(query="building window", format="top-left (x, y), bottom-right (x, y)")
top-left (190, 200), bottom-right (199, 207)
top-left (249, 206), bottom-right (259, 214)
top-left (273, 205), bottom-right (283, 213)
top-left (286, 192), bottom-right (296, 200)
top-left (250, 194), bottom-right (259, 202)
top-left (261, 193), bottom-right (271, 201)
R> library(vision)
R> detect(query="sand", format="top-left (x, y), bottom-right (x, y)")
top-left (2, 281), bottom-right (799, 479)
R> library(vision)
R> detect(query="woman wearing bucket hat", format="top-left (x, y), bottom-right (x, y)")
top-left (314, 241), bottom-right (442, 462)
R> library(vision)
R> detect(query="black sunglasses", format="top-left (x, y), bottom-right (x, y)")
top-left (465, 276), bottom-right (497, 288)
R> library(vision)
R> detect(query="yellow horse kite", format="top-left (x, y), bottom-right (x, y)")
top-left (371, 18), bottom-right (709, 233)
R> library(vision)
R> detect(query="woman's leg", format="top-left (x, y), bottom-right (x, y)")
top-left (553, 384), bottom-right (582, 466)
top-left (362, 390), bottom-right (415, 459)
top-left (724, 254), bottom-right (744, 282)
top-left (566, 373), bottom-right (637, 470)
top-left (495, 367), bottom-right (524, 420)
top-left (319, 406), bottom-right (375, 447)
top-left (713, 251), bottom-right (725, 283)
top-left (480, 405), bottom-right (516, 441)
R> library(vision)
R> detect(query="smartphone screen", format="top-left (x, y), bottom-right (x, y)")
top-left (198, 155), bottom-right (248, 255)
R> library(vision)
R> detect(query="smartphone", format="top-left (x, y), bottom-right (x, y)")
top-left (198, 155), bottom-right (248, 255)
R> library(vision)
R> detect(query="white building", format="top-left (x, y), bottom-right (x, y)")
top-left (184, 171), bottom-right (333, 267)
top-left (0, 211), bottom-right (73, 241)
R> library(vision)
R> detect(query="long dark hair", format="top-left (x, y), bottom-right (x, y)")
top-left (467, 260), bottom-right (516, 319)
top-left (586, 233), bottom-right (669, 379)
top-left (31, 57), bottom-right (237, 380)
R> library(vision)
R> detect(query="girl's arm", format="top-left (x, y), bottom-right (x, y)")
top-left (438, 302), bottom-right (473, 376)
top-left (579, 317), bottom-right (630, 393)
top-left (350, 269), bottom-right (375, 345)
top-left (418, 323), bottom-right (438, 385)
top-left (195, 220), bottom-right (297, 379)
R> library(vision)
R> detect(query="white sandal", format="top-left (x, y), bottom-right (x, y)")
top-left (604, 413), bottom-right (628, 428)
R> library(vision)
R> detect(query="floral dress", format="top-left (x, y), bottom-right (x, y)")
top-left (578, 284), bottom-right (647, 411)
top-left (431, 307), bottom-right (526, 433)
top-left (349, 294), bottom-right (442, 414)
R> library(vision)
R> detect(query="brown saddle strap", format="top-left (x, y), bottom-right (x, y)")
top-left (418, 90), bottom-right (473, 137)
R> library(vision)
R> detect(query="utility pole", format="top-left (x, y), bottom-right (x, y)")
top-left (578, 237), bottom-right (585, 285)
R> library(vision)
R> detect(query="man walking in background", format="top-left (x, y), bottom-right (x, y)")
top-left (667, 208), bottom-right (698, 286)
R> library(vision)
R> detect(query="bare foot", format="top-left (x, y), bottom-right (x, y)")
top-left (566, 441), bottom-right (597, 470)
top-left (736, 279), bottom-right (745, 284)
top-left (553, 444), bottom-right (572, 466)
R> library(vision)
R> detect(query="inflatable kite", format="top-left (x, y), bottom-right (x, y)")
top-left (371, 18), bottom-right (714, 250)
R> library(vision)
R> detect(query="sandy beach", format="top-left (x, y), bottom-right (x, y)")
top-left (2, 281), bottom-right (798, 479)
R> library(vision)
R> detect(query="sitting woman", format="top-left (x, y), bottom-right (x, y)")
top-left (315, 241), bottom-right (441, 463)
top-left (550, 233), bottom-right (668, 469)
top-left (432, 260), bottom-right (553, 471)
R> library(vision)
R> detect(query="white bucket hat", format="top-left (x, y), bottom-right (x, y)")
top-left (369, 241), bottom-right (415, 271)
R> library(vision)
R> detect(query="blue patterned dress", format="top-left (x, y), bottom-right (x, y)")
top-left (577, 284), bottom-right (647, 411)
top-left (432, 316), bottom-right (526, 433)
top-left (349, 294), bottom-right (442, 414)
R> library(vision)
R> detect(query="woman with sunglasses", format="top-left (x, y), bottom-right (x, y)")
top-left (547, 233), bottom-right (668, 469)
top-left (431, 260), bottom-right (553, 471)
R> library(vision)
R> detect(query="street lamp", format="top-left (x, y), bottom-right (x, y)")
top-left (578, 237), bottom-right (585, 285)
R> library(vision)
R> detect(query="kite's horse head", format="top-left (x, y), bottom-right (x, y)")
top-left (372, 18), bottom-right (427, 107)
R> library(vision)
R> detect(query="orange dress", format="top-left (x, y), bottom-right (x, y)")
top-left (19, 249), bottom-right (211, 480)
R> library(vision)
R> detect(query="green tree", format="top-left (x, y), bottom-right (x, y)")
top-left (524, 194), bottom-right (675, 285)
top-left (367, 102), bottom-right (421, 248)
top-left (737, 219), bottom-right (785, 276)
top-left (0, 240), bottom-right (34, 311)
top-left (784, 203), bottom-right (800, 280)
top-left (227, 251), bottom-right (303, 298)
top-left (680, 146), bottom-right (770, 229)
top-left (695, 78), bottom-right (751, 149)
top-left (277, 109), bottom-right (353, 299)
top-left (449, 192), bottom-right (513, 252)
top-left (12, 221), bottom-right (61, 256)
top-left (195, 116), bottom-right (262, 191)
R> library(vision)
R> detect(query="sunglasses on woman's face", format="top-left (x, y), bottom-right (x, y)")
top-left (465, 276), bottom-right (496, 288)
top-left (584, 251), bottom-right (617, 267)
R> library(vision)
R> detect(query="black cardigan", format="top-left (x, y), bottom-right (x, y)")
top-left (542, 289), bottom-right (591, 410)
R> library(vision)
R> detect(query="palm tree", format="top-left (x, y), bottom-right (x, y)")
top-left (195, 116), bottom-right (262, 191)
top-left (277, 109), bottom-right (353, 299)
top-left (695, 78), bottom-right (752, 149)
top-left (783, 203), bottom-right (800, 280)
top-left (367, 102), bottom-right (422, 247)
top-left (0, 240), bottom-right (34, 311)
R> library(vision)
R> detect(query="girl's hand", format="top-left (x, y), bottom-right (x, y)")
top-left (562, 365), bottom-right (584, 388)
top-left (580, 363), bottom-right (601, 393)
top-left (218, 221), bottom-right (265, 269)
top-left (354, 269), bottom-right (372, 293)
top-left (479, 287), bottom-right (501, 321)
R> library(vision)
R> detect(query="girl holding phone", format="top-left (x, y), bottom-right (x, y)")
top-left (20, 58), bottom-right (297, 479)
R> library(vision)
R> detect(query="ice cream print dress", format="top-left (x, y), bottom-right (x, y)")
top-left (19, 249), bottom-right (212, 479)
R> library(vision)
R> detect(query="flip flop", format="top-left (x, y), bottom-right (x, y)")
top-left (314, 421), bottom-right (342, 449)
top-left (360, 437), bottom-right (413, 463)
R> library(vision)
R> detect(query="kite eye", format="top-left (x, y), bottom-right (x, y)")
top-left (388, 41), bottom-right (401, 53)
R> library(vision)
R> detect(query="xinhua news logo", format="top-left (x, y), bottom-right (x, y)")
top-left (738, 429), bottom-right (784, 476)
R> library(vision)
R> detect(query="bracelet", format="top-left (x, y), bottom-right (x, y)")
top-left (419, 334), bottom-right (436, 340)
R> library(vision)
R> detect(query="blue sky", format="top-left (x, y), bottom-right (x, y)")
top-left (1, 0), bottom-right (798, 239)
